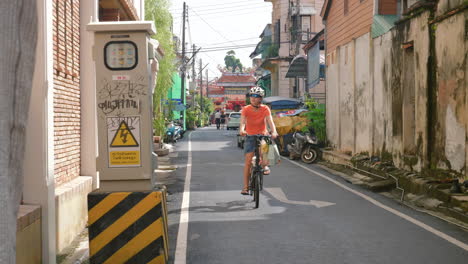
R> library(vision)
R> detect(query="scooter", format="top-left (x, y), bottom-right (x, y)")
top-left (287, 130), bottom-right (320, 164)
top-left (165, 121), bottom-right (184, 143)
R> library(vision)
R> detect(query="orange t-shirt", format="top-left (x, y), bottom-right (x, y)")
top-left (242, 104), bottom-right (271, 135)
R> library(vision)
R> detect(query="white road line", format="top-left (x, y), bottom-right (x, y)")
top-left (174, 132), bottom-right (193, 264)
top-left (284, 158), bottom-right (468, 251)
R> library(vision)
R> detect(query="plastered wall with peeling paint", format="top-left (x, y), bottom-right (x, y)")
top-left (324, 7), bottom-right (466, 178)
top-left (435, 13), bottom-right (467, 175)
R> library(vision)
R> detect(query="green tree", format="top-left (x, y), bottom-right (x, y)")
top-left (302, 96), bottom-right (327, 145)
top-left (145, 0), bottom-right (177, 136)
top-left (224, 50), bottom-right (243, 72)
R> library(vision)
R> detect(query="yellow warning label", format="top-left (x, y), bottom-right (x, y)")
top-left (110, 120), bottom-right (139, 147)
top-left (109, 151), bottom-right (140, 166)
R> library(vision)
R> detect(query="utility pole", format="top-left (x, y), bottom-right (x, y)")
top-left (295, 0), bottom-right (301, 55)
top-left (295, 0), bottom-right (301, 98)
top-left (199, 58), bottom-right (203, 123)
top-left (192, 44), bottom-right (196, 91)
top-left (180, 2), bottom-right (186, 122)
top-left (206, 69), bottom-right (209, 99)
top-left (206, 69), bottom-right (209, 115)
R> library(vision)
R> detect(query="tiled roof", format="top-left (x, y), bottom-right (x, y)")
top-left (217, 73), bottom-right (256, 84)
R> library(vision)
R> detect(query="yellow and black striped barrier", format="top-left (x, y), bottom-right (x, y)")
top-left (88, 190), bottom-right (169, 264)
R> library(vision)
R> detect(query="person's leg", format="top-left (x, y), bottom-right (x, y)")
top-left (241, 136), bottom-right (255, 194)
top-left (260, 150), bottom-right (271, 175)
top-left (243, 152), bottom-right (254, 192)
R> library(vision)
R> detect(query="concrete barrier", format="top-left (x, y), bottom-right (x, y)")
top-left (87, 190), bottom-right (168, 264)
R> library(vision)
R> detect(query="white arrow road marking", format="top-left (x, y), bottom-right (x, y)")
top-left (284, 158), bottom-right (468, 251)
top-left (264, 187), bottom-right (335, 208)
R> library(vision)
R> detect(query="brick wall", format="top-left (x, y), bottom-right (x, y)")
top-left (325, 0), bottom-right (374, 58)
top-left (53, 0), bottom-right (81, 186)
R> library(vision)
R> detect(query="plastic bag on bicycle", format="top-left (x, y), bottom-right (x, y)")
top-left (268, 143), bottom-right (281, 166)
top-left (261, 139), bottom-right (269, 164)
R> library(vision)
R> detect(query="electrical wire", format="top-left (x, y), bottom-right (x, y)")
top-left (188, 6), bottom-right (240, 48)
top-left (172, 4), bottom-right (269, 18)
top-left (187, 8), bottom-right (193, 49)
top-left (170, 0), bottom-right (268, 12)
top-left (178, 10), bottom-right (183, 42)
top-left (178, 44), bottom-right (258, 54)
top-left (175, 8), bottom-right (271, 22)
top-left (200, 37), bottom-right (261, 47)
top-left (178, 40), bottom-right (292, 53)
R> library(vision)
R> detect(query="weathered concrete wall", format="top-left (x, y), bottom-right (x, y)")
top-left (17, 205), bottom-right (42, 264)
top-left (55, 176), bottom-right (92, 252)
top-left (372, 33), bottom-right (393, 156)
top-left (389, 12), bottom-right (430, 171)
top-left (271, 67), bottom-right (279, 96)
top-left (435, 0), bottom-right (465, 16)
top-left (326, 62), bottom-right (340, 148)
top-left (309, 80), bottom-right (326, 104)
top-left (339, 44), bottom-right (355, 153)
top-left (434, 11), bottom-right (467, 174)
top-left (279, 62), bottom-right (291, 97)
top-left (325, 7), bottom-right (466, 177)
top-left (354, 34), bottom-right (373, 153)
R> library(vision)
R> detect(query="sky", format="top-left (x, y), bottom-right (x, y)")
top-left (169, 0), bottom-right (273, 79)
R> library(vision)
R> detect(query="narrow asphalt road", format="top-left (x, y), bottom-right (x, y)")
top-left (163, 126), bottom-right (468, 264)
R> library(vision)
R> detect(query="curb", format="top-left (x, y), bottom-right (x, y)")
top-left (319, 150), bottom-right (468, 226)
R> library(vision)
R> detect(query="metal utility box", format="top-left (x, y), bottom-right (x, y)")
top-left (88, 21), bottom-right (157, 192)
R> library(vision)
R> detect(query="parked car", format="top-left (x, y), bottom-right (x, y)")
top-left (226, 112), bottom-right (241, 130)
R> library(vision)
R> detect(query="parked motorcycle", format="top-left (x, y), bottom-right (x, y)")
top-left (165, 121), bottom-right (184, 143)
top-left (287, 130), bottom-right (320, 163)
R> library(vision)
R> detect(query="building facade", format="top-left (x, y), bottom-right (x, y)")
top-left (252, 0), bottom-right (325, 99)
top-left (21, 1), bottom-right (152, 263)
top-left (216, 73), bottom-right (257, 111)
top-left (322, 0), bottom-right (467, 178)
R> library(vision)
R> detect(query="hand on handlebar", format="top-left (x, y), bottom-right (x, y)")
top-left (270, 131), bottom-right (278, 139)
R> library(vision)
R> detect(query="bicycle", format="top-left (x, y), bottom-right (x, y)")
top-left (248, 135), bottom-right (271, 208)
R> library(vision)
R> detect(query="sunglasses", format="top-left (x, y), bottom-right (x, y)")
top-left (250, 94), bottom-right (262, 98)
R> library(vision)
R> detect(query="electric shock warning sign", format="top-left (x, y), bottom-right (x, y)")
top-left (107, 116), bottom-right (141, 167)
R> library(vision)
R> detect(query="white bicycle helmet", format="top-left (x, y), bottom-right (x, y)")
top-left (249, 86), bottom-right (265, 97)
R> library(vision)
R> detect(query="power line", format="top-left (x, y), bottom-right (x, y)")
top-left (172, 3), bottom-right (269, 17)
top-left (200, 37), bottom-right (261, 47)
top-left (173, 7), bottom-right (271, 21)
top-left (204, 52), bottom-right (223, 66)
top-left (188, 6), bottom-right (239, 48)
top-left (178, 43), bottom-right (257, 52)
top-left (179, 45), bottom-right (258, 54)
top-left (187, 8), bottom-right (193, 48)
top-left (170, 0), bottom-right (266, 11)
top-left (179, 40), bottom-right (291, 52)
top-left (171, 1), bottom-right (289, 14)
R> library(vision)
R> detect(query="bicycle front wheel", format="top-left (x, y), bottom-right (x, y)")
top-left (254, 173), bottom-right (260, 208)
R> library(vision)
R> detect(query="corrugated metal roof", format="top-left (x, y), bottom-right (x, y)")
top-left (371, 15), bottom-right (398, 38)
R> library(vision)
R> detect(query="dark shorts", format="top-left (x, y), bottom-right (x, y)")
top-left (244, 136), bottom-right (257, 154)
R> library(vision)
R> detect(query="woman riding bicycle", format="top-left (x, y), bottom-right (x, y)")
top-left (239, 86), bottom-right (278, 195)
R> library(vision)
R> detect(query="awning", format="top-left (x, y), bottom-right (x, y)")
top-left (285, 55), bottom-right (307, 78)
top-left (371, 15), bottom-right (398, 39)
top-left (263, 96), bottom-right (302, 110)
